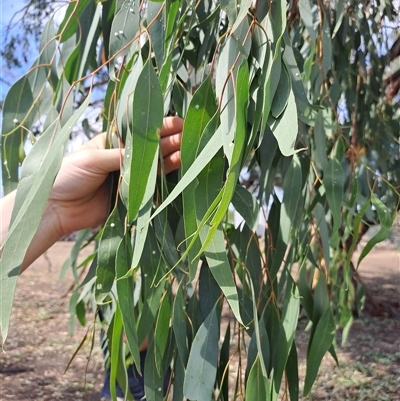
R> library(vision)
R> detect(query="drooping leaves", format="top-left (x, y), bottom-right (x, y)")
top-left (0, 94), bottom-right (92, 343)
top-left (1, 0), bottom-right (399, 399)
top-left (183, 305), bottom-right (220, 401)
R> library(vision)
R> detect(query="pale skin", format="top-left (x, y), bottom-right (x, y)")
top-left (1, 116), bottom-right (183, 272)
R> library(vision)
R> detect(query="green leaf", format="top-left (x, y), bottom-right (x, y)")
top-left (302, 42), bottom-right (316, 84)
top-left (271, 279), bottom-right (300, 395)
top-left (148, 1), bottom-right (165, 69)
top-left (282, 280), bottom-right (300, 349)
top-left (283, 44), bottom-right (312, 109)
top-left (109, 0), bottom-right (140, 72)
top-left (63, 0), bottom-right (98, 84)
top-left (261, 38), bottom-right (282, 132)
top-left (128, 59), bottom-right (163, 222)
top-left (286, 341), bottom-right (299, 401)
top-left (231, 0), bottom-right (253, 33)
top-left (109, 305), bottom-right (124, 401)
top-left (116, 55), bottom-right (143, 158)
top-left (202, 228), bottom-right (244, 326)
top-left (164, 0), bottom-right (181, 56)
top-left (304, 307), bottom-right (335, 396)
top-left (76, 2), bottom-right (101, 81)
top-left (271, 62), bottom-right (291, 119)
top-left (0, 95), bottom-right (91, 343)
top-left (246, 323), bottom-right (270, 381)
top-left (313, 202), bottom-right (330, 270)
top-left (116, 235), bottom-right (141, 373)
top-left (29, 17), bottom-right (58, 98)
top-left (57, 0), bottom-right (91, 42)
top-left (154, 292), bottom-right (171, 374)
top-left (216, 20), bottom-right (251, 157)
top-left (172, 351), bottom-right (185, 401)
top-left (245, 356), bottom-right (270, 401)
top-left (199, 261), bottom-right (222, 320)
top-left (59, 228), bottom-right (91, 281)
top-left (250, 32), bottom-right (271, 146)
top-left (313, 110), bottom-right (328, 170)
top-left (144, 337), bottom-right (165, 401)
top-left (344, 199), bottom-right (370, 269)
top-left (187, 96), bottom-right (244, 325)
top-left (183, 306), bottom-right (220, 401)
top-left (55, 77), bottom-right (74, 126)
top-left (264, 303), bottom-right (283, 376)
top-left (181, 75), bottom-right (218, 278)
top-left (95, 205), bottom-right (123, 303)
top-left (231, 225), bottom-right (262, 299)
top-left (270, 89), bottom-right (298, 157)
top-left (130, 149), bottom-right (159, 269)
top-left (136, 227), bottom-right (166, 345)
top-left (153, 212), bottom-right (182, 272)
top-left (64, 42), bottom-right (81, 84)
top-left (172, 283), bottom-right (188, 364)
top-left (248, 275), bottom-right (268, 377)
top-left (357, 195), bottom-right (393, 267)
top-left (312, 270), bottom-right (329, 323)
top-left (299, 0), bottom-right (316, 41)
top-left (324, 157), bottom-right (344, 247)
top-left (281, 154), bottom-right (303, 243)
top-left (332, 0), bottom-right (346, 38)
top-left (269, 200), bottom-right (288, 280)
top-left (268, 0), bottom-right (287, 42)
top-left (321, 16), bottom-right (332, 73)
top-left (220, 0), bottom-right (238, 25)
top-left (297, 263), bottom-right (314, 319)
top-left (1, 75), bottom-right (36, 193)
top-left (218, 323), bottom-right (231, 401)
top-left (150, 124), bottom-right (224, 221)
top-left (199, 61), bottom-right (249, 253)
top-left (231, 184), bottom-right (260, 233)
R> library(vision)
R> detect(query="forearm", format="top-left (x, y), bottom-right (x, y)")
top-left (1, 192), bottom-right (62, 273)
top-left (20, 203), bottom-right (63, 272)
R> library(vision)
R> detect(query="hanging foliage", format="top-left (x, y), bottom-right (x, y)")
top-left (1, 0), bottom-right (399, 399)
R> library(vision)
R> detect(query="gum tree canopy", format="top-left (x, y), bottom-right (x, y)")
top-left (1, 0), bottom-right (399, 399)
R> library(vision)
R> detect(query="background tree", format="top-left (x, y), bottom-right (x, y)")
top-left (1, 1), bottom-right (399, 400)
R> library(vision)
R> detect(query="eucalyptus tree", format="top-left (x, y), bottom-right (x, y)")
top-left (1, 0), bottom-right (399, 400)
top-left (1, 0), bottom-right (59, 69)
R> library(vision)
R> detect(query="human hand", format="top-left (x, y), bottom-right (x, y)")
top-left (47, 116), bottom-right (182, 238)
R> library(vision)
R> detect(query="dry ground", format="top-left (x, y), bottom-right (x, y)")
top-left (0, 239), bottom-right (399, 401)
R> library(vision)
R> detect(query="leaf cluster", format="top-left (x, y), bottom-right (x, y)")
top-left (1, 0), bottom-right (399, 400)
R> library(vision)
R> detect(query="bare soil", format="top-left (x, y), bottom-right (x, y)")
top-left (0, 243), bottom-right (104, 401)
top-left (0, 239), bottom-right (399, 400)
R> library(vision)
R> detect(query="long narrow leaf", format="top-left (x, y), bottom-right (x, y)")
top-left (0, 95), bottom-right (91, 343)
top-left (183, 305), bottom-right (219, 401)
top-left (128, 59), bottom-right (163, 222)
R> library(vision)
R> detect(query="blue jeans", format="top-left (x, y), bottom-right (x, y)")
top-left (100, 349), bottom-right (147, 400)
top-left (100, 348), bottom-right (171, 400)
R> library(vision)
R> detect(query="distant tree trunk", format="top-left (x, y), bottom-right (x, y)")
top-left (386, 36), bottom-right (400, 101)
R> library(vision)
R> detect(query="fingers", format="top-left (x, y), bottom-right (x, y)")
top-left (162, 151), bottom-right (181, 174)
top-left (90, 148), bottom-right (124, 173)
top-left (79, 133), bottom-right (107, 151)
top-left (160, 116), bottom-right (183, 138)
top-left (73, 116), bottom-right (182, 176)
top-left (78, 132), bottom-right (123, 151)
top-left (81, 116), bottom-right (182, 152)
top-left (64, 148), bottom-right (124, 175)
top-left (160, 116), bottom-right (182, 174)
top-left (160, 132), bottom-right (181, 157)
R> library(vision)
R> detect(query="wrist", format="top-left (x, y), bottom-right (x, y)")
top-left (20, 200), bottom-right (65, 272)
top-left (43, 199), bottom-right (66, 240)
